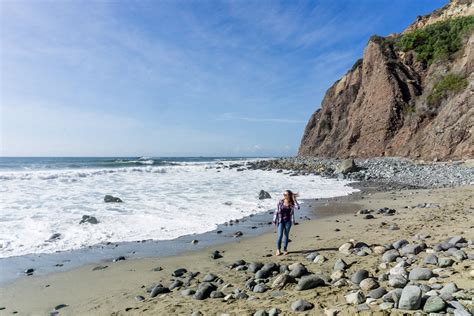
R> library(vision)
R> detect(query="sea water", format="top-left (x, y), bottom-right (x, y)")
top-left (0, 157), bottom-right (357, 258)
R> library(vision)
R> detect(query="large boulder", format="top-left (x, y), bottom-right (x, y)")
top-left (336, 159), bottom-right (356, 174)
top-left (79, 215), bottom-right (99, 224)
top-left (259, 190), bottom-right (272, 200)
top-left (104, 195), bottom-right (123, 203)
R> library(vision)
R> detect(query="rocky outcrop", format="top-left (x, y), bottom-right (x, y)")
top-left (298, 1), bottom-right (473, 161)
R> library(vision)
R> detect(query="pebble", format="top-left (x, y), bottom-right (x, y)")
top-left (345, 290), bottom-right (365, 305)
top-left (351, 269), bottom-right (369, 284)
top-left (333, 258), bottom-right (348, 271)
top-left (423, 295), bottom-right (446, 313)
top-left (409, 267), bottom-right (433, 280)
top-left (290, 299), bottom-right (314, 312)
top-left (359, 278), bottom-right (379, 291)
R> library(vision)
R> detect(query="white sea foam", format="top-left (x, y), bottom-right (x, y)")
top-left (0, 160), bottom-right (358, 258)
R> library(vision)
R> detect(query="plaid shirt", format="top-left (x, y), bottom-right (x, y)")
top-left (272, 199), bottom-right (300, 224)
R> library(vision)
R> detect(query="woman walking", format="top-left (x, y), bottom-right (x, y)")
top-left (272, 190), bottom-right (299, 256)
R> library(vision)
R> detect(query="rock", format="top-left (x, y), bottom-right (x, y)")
top-left (296, 275), bottom-right (325, 291)
top-left (336, 159), bottom-right (356, 174)
top-left (373, 246), bottom-right (387, 255)
top-left (79, 215), bottom-right (99, 224)
top-left (112, 256), bottom-right (126, 262)
top-left (351, 269), bottom-right (369, 284)
top-left (382, 249), bottom-right (400, 263)
top-left (424, 254), bottom-right (438, 265)
top-left (191, 239), bottom-right (198, 244)
top-left (259, 190), bottom-right (272, 200)
top-left (193, 283), bottom-right (216, 300)
top-left (24, 268), bottom-right (35, 275)
top-left (368, 287), bottom-right (387, 299)
top-left (169, 280), bottom-right (183, 290)
top-left (363, 214), bottom-right (374, 219)
top-left (324, 308), bottom-right (340, 316)
top-left (359, 278), bottom-right (379, 291)
top-left (202, 273), bottom-right (217, 282)
top-left (423, 295), bottom-right (446, 313)
top-left (451, 249), bottom-right (467, 261)
top-left (253, 310), bottom-right (268, 316)
top-left (400, 243), bottom-right (424, 255)
top-left (255, 269), bottom-right (271, 279)
top-left (253, 283), bottom-right (268, 293)
top-left (345, 290), bottom-right (365, 305)
top-left (389, 275), bottom-right (408, 288)
top-left (92, 265), bottom-right (108, 271)
top-left (210, 250), bottom-right (222, 259)
top-left (333, 279), bottom-right (349, 287)
top-left (268, 307), bottom-right (280, 316)
top-left (339, 242), bottom-right (353, 255)
top-left (245, 279), bottom-right (256, 290)
top-left (150, 285), bottom-right (170, 298)
top-left (440, 282), bottom-right (458, 300)
top-left (233, 231), bottom-right (243, 238)
top-left (191, 312), bottom-right (203, 316)
top-left (104, 195), bottom-right (122, 203)
top-left (313, 255), bottom-right (327, 264)
top-left (398, 285), bottom-right (422, 310)
top-left (135, 295), bottom-right (145, 301)
top-left (393, 239), bottom-right (409, 250)
top-left (209, 291), bottom-right (224, 299)
top-left (288, 263), bottom-right (307, 278)
top-left (172, 268), bottom-right (187, 277)
top-left (291, 299), bottom-right (314, 312)
top-left (248, 262), bottom-right (263, 273)
top-left (305, 252), bottom-right (318, 261)
top-left (46, 233), bottom-right (62, 242)
top-left (409, 267), bottom-right (433, 280)
top-left (379, 302), bottom-right (394, 310)
top-left (438, 257), bottom-right (454, 267)
top-left (181, 289), bottom-right (195, 296)
top-left (330, 270), bottom-right (345, 281)
top-left (271, 274), bottom-right (295, 289)
top-left (151, 266), bottom-right (162, 272)
top-left (333, 258), bottom-right (348, 271)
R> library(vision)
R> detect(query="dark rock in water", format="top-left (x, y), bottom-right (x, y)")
top-left (296, 275), bottom-right (325, 291)
top-left (351, 269), bottom-right (369, 284)
top-left (24, 268), bottom-right (35, 275)
top-left (398, 285), bottom-right (421, 310)
top-left (193, 282), bottom-right (217, 300)
top-left (113, 256), bottom-right (126, 262)
top-left (172, 268), bottom-right (188, 277)
top-left (135, 295), bottom-right (145, 301)
top-left (210, 250), bottom-right (222, 259)
top-left (104, 195), bottom-right (123, 203)
top-left (191, 239), bottom-right (198, 244)
top-left (92, 265), bottom-right (108, 271)
top-left (291, 299), bottom-right (314, 311)
top-left (79, 215), bottom-right (99, 225)
top-left (150, 285), bottom-right (170, 298)
top-left (233, 231), bottom-right (243, 238)
top-left (216, 230), bottom-right (223, 234)
top-left (46, 233), bottom-right (62, 242)
top-left (259, 190), bottom-right (272, 200)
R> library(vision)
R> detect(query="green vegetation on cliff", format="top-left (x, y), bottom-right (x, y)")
top-left (427, 73), bottom-right (468, 106)
top-left (398, 16), bottom-right (474, 65)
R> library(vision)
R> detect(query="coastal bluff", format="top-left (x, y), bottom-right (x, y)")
top-left (298, 0), bottom-right (473, 161)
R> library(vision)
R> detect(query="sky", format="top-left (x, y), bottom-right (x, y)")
top-left (0, 0), bottom-right (447, 157)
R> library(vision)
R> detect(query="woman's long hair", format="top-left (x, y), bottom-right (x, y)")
top-left (285, 190), bottom-right (298, 206)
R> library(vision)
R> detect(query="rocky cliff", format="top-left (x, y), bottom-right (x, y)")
top-left (298, 1), bottom-right (473, 161)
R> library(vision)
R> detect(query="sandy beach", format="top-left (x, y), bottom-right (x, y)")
top-left (1, 185), bottom-right (472, 315)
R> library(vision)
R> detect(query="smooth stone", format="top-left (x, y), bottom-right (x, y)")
top-left (290, 299), bottom-right (314, 312)
top-left (288, 264), bottom-right (307, 278)
top-left (393, 239), bottom-right (409, 250)
top-left (202, 273), bottom-right (218, 282)
top-left (193, 283), bottom-right (216, 300)
top-left (313, 255), bottom-right (327, 264)
top-left (333, 258), bottom-right (348, 271)
top-left (210, 291), bottom-right (225, 298)
top-left (296, 275), bottom-right (325, 291)
top-left (104, 195), bottom-right (122, 203)
top-left (271, 274), bottom-right (295, 289)
top-left (423, 295), bottom-right (446, 313)
top-left (438, 257), bottom-right (454, 268)
top-left (368, 287), bottom-right (387, 299)
top-left (253, 283), bottom-right (268, 293)
top-left (339, 242), bottom-right (353, 255)
top-left (150, 285), bottom-right (170, 298)
top-left (248, 262), bottom-right (263, 273)
top-left (389, 275), bottom-right (408, 288)
top-left (253, 310), bottom-right (268, 316)
top-left (169, 279), bottom-right (183, 290)
top-left (172, 268), bottom-right (187, 277)
top-left (409, 267), bottom-right (433, 280)
top-left (379, 302), bottom-right (394, 310)
top-left (351, 269), bottom-right (369, 284)
top-left (181, 289), bottom-right (195, 296)
top-left (399, 285), bottom-right (422, 310)
top-left (382, 249), bottom-right (400, 263)
top-left (424, 254), bottom-right (438, 265)
top-left (268, 307), bottom-right (280, 316)
top-left (305, 252), bottom-right (318, 261)
top-left (440, 282), bottom-right (458, 300)
top-left (135, 295), bottom-right (145, 301)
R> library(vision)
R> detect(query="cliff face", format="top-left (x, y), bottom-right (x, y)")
top-left (298, 2), bottom-right (473, 161)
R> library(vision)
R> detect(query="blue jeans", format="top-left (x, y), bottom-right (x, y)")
top-left (277, 220), bottom-right (292, 251)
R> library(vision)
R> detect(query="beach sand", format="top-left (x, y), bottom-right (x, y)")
top-left (1, 186), bottom-right (473, 315)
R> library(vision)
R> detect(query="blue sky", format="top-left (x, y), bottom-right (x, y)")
top-left (1, 0), bottom-right (447, 157)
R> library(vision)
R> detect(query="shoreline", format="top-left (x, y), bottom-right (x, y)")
top-left (1, 184), bottom-right (472, 315)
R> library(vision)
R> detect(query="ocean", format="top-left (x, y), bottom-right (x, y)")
top-left (0, 157), bottom-right (357, 258)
